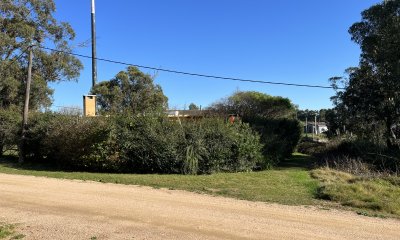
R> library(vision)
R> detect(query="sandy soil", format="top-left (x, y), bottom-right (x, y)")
top-left (0, 173), bottom-right (399, 240)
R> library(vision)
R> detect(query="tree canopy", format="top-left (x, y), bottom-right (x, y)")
top-left (210, 91), bottom-right (296, 121)
top-left (0, 0), bottom-right (82, 110)
top-left (91, 66), bottom-right (168, 114)
top-left (297, 109), bottom-right (328, 122)
top-left (188, 103), bottom-right (199, 110)
top-left (330, 0), bottom-right (400, 147)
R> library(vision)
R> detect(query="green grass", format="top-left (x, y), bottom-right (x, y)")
top-left (0, 224), bottom-right (14, 239)
top-left (10, 234), bottom-right (25, 240)
top-left (312, 168), bottom-right (400, 217)
top-left (0, 154), bottom-right (319, 205)
top-left (3, 153), bottom-right (398, 218)
top-left (0, 223), bottom-right (23, 239)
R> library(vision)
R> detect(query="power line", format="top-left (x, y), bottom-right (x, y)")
top-left (39, 46), bottom-right (342, 90)
top-left (55, 106), bottom-right (83, 110)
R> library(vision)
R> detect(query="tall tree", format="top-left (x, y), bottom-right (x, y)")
top-left (297, 109), bottom-right (318, 122)
top-left (330, 0), bottom-right (400, 147)
top-left (210, 91), bottom-right (296, 120)
top-left (210, 91), bottom-right (301, 165)
top-left (188, 103), bottom-right (199, 110)
top-left (91, 66), bottom-right (168, 114)
top-left (0, 0), bottom-right (83, 110)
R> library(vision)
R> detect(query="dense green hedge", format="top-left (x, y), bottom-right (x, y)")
top-left (0, 108), bottom-right (21, 155)
top-left (181, 119), bottom-right (263, 174)
top-left (22, 114), bottom-right (265, 174)
top-left (249, 118), bottom-right (302, 166)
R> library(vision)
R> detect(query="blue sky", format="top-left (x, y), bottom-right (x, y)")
top-left (49, 0), bottom-right (381, 111)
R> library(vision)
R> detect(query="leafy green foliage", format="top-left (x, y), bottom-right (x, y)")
top-left (303, 136), bottom-right (400, 173)
top-left (211, 91), bottom-right (296, 120)
top-left (296, 109), bottom-right (328, 123)
top-left (23, 113), bottom-right (119, 171)
top-left (115, 117), bottom-right (264, 174)
top-left (330, 0), bottom-right (400, 148)
top-left (44, 116), bottom-right (112, 170)
top-left (22, 114), bottom-right (264, 174)
top-left (91, 66), bottom-right (168, 114)
top-left (181, 119), bottom-right (264, 173)
top-left (210, 91), bottom-right (301, 165)
top-left (0, 107), bottom-right (21, 155)
top-left (114, 115), bottom-right (183, 173)
top-left (0, 0), bottom-right (83, 109)
top-left (297, 138), bottom-right (327, 156)
top-left (255, 119), bottom-right (302, 167)
top-left (188, 103), bottom-right (199, 110)
top-left (23, 112), bottom-right (56, 162)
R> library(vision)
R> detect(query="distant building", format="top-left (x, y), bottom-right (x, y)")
top-left (304, 122), bottom-right (328, 134)
top-left (166, 110), bottom-right (240, 123)
top-left (166, 110), bottom-right (208, 120)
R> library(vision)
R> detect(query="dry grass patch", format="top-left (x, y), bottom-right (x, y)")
top-left (312, 168), bottom-right (400, 217)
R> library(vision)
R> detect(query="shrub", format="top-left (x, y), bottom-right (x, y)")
top-left (297, 138), bottom-right (327, 155)
top-left (209, 91), bottom-right (301, 164)
top-left (181, 119), bottom-right (264, 174)
top-left (115, 115), bottom-right (183, 174)
top-left (44, 115), bottom-right (112, 170)
top-left (23, 113), bottom-right (264, 174)
top-left (23, 111), bottom-right (55, 160)
top-left (311, 137), bottom-right (400, 174)
top-left (251, 118), bottom-right (302, 166)
top-left (117, 117), bottom-right (264, 174)
top-left (0, 108), bottom-right (21, 155)
top-left (24, 113), bottom-right (115, 171)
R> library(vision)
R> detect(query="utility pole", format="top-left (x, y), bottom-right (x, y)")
top-left (305, 116), bottom-right (308, 138)
top-left (314, 114), bottom-right (318, 137)
top-left (312, 117), bottom-right (314, 140)
top-left (19, 46), bottom-right (33, 163)
top-left (91, 0), bottom-right (97, 87)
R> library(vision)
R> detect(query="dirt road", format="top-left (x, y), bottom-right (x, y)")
top-left (0, 173), bottom-right (399, 240)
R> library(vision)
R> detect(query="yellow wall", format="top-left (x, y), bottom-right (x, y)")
top-left (83, 95), bottom-right (96, 116)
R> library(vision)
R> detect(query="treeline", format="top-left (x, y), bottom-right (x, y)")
top-left (0, 0), bottom-right (302, 174)
top-left (299, 0), bottom-right (400, 174)
top-left (1, 65), bottom-right (301, 174)
top-left (0, 92), bottom-right (301, 174)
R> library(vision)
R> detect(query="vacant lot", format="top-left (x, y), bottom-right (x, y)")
top-left (1, 173), bottom-right (400, 240)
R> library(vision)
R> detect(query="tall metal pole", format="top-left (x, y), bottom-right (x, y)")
top-left (91, 0), bottom-right (97, 87)
top-left (19, 46), bottom-right (33, 163)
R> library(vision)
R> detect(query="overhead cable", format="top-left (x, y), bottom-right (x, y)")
top-left (38, 46), bottom-right (343, 90)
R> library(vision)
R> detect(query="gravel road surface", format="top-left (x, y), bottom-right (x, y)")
top-left (1, 173), bottom-right (399, 240)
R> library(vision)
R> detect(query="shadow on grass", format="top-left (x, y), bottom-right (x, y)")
top-left (277, 154), bottom-right (315, 170)
top-left (0, 155), bottom-right (70, 173)
top-left (1, 153), bottom-right (317, 174)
